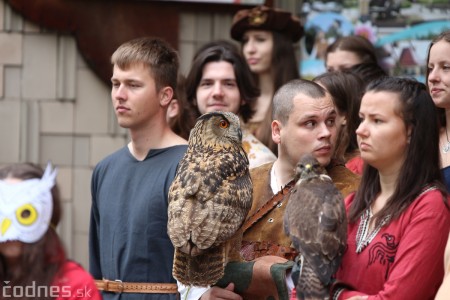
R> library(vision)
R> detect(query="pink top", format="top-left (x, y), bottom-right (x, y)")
top-left (54, 260), bottom-right (101, 300)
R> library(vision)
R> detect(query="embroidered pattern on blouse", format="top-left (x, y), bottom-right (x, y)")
top-left (355, 209), bottom-right (390, 254)
top-left (355, 185), bottom-right (437, 254)
top-left (368, 233), bottom-right (399, 279)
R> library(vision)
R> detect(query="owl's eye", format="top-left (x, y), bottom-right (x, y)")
top-left (219, 120), bottom-right (229, 129)
top-left (16, 204), bottom-right (38, 226)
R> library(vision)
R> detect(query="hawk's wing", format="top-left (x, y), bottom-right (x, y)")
top-left (284, 178), bottom-right (347, 284)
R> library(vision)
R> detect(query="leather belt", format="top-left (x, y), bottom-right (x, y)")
top-left (95, 279), bottom-right (178, 294)
top-left (242, 179), bottom-right (295, 233)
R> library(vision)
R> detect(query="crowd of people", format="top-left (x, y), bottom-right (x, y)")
top-left (1, 4), bottom-right (449, 300)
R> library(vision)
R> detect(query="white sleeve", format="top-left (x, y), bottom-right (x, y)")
top-left (286, 269), bottom-right (294, 297)
top-left (177, 281), bottom-right (210, 300)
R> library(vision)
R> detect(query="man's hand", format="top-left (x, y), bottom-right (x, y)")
top-left (200, 283), bottom-right (242, 300)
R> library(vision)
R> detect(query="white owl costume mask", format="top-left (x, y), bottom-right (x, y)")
top-left (0, 163), bottom-right (57, 244)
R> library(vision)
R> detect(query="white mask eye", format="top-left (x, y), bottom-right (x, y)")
top-left (16, 204), bottom-right (38, 226)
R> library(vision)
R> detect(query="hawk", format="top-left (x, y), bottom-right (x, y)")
top-left (284, 154), bottom-right (347, 300)
top-left (168, 111), bottom-right (252, 286)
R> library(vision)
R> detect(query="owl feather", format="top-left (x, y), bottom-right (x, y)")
top-left (284, 154), bottom-right (347, 300)
top-left (168, 111), bottom-right (252, 286)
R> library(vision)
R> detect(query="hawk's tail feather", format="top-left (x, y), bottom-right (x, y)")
top-left (173, 246), bottom-right (225, 286)
top-left (296, 262), bottom-right (329, 300)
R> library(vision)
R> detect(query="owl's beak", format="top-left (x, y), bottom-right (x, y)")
top-left (1, 218), bottom-right (11, 236)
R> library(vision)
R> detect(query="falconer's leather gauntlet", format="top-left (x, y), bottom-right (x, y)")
top-left (215, 255), bottom-right (294, 300)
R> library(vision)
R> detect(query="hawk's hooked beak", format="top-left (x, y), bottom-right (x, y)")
top-left (304, 164), bottom-right (312, 173)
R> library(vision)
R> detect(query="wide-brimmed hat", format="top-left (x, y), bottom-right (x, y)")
top-left (230, 6), bottom-right (303, 43)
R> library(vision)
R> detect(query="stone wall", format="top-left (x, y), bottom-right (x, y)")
top-left (0, 0), bottom-right (236, 269)
top-left (0, 0), bottom-right (127, 268)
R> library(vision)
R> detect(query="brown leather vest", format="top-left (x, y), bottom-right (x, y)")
top-left (241, 161), bottom-right (360, 261)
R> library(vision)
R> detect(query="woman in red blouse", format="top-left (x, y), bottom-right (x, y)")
top-left (330, 77), bottom-right (450, 300)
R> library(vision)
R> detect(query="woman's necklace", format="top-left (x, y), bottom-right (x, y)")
top-left (443, 128), bottom-right (450, 154)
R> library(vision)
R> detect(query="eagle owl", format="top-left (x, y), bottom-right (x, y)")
top-left (284, 154), bottom-right (347, 300)
top-left (0, 163), bottom-right (57, 244)
top-left (168, 111), bottom-right (252, 286)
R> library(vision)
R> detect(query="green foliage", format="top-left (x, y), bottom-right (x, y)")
top-left (400, 1), bottom-right (412, 9)
top-left (343, 0), bottom-right (358, 8)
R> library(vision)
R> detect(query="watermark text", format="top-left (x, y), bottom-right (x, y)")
top-left (2, 281), bottom-right (93, 298)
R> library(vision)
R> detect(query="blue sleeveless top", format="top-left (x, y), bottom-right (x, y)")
top-left (442, 166), bottom-right (450, 192)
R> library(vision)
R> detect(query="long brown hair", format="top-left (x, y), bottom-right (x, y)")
top-left (168, 74), bottom-right (196, 140)
top-left (314, 71), bottom-right (364, 161)
top-left (251, 31), bottom-right (300, 155)
top-left (325, 35), bottom-right (378, 68)
top-left (185, 40), bottom-right (260, 123)
top-left (0, 163), bottom-right (65, 300)
top-left (348, 77), bottom-right (448, 226)
top-left (425, 30), bottom-right (450, 128)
